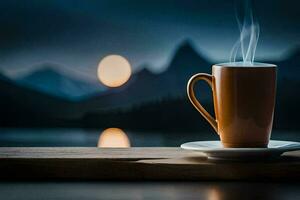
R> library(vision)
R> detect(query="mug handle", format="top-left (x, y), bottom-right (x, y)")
top-left (187, 73), bottom-right (218, 134)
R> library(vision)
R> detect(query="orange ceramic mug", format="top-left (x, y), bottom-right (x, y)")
top-left (187, 63), bottom-right (277, 148)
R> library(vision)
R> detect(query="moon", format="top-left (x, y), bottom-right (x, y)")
top-left (97, 55), bottom-right (132, 87)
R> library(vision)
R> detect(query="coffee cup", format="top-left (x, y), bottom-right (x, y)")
top-left (187, 62), bottom-right (277, 148)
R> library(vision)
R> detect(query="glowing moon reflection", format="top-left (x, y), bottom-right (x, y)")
top-left (97, 128), bottom-right (131, 148)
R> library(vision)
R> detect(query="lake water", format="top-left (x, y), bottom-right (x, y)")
top-left (0, 128), bottom-right (299, 147)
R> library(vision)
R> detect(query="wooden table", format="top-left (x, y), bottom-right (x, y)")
top-left (0, 147), bottom-right (299, 180)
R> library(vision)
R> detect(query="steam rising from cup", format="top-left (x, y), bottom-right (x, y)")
top-left (230, 2), bottom-right (260, 65)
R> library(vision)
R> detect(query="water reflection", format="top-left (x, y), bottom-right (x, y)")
top-left (208, 188), bottom-right (219, 200)
top-left (97, 128), bottom-right (130, 148)
top-left (207, 184), bottom-right (276, 200)
top-left (0, 128), bottom-right (298, 147)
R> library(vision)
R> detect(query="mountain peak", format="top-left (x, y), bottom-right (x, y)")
top-left (137, 67), bottom-right (153, 76)
top-left (167, 39), bottom-right (211, 73)
top-left (29, 63), bottom-right (64, 77)
top-left (175, 39), bottom-right (197, 55)
top-left (17, 62), bottom-right (67, 81)
top-left (130, 67), bottom-right (155, 85)
top-left (17, 62), bottom-right (105, 99)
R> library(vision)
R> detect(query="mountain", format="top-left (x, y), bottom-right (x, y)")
top-left (17, 63), bottom-right (106, 100)
top-left (1, 40), bottom-right (300, 130)
top-left (0, 40), bottom-right (213, 124)
top-left (0, 71), bottom-right (87, 128)
top-left (81, 42), bottom-right (300, 131)
top-left (83, 40), bottom-right (212, 111)
top-left (159, 40), bottom-right (211, 95)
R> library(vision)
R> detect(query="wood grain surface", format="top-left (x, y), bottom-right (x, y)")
top-left (0, 147), bottom-right (299, 180)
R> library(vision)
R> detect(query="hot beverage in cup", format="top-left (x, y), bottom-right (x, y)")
top-left (187, 62), bottom-right (277, 148)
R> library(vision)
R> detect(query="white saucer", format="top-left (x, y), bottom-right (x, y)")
top-left (181, 140), bottom-right (300, 160)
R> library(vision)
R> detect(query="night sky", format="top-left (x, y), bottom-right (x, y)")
top-left (0, 0), bottom-right (299, 81)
